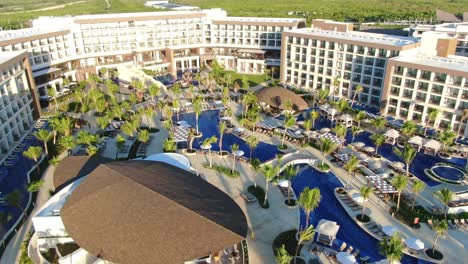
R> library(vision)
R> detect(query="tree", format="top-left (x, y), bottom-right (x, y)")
top-left (137, 129), bottom-right (150, 157)
top-left (6, 190), bottom-right (25, 215)
top-left (49, 156), bottom-right (60, 167)
top-left (34, 129), bottom-right (52, 157)
top-left (47, 87), bottom-right (58, 112)
top-left (246, 135), bottom-right (259, 163)
top-left (303, 119), bottom-right (312, 143)
top-left (333, 123), bottom-right (347, 144)
top-left (411, 181), bottom-right (425, 211)
top-left (231, 144), bottom-right (239, 173)
top-left (275, 245), bottom-right (292, 264)
top-left (251, 158), bottom-right (261, 188)
top-left (59, 135), bottom-right (76, 156)
top-left (350, 126), bottom-right (360, 143)
top-left (218, 122), bottom-right (227, 155)
top-left (434, 188), bottom-right (453, 220)
top-left (284, 165), bottom-right (298, 204)
top-left (355, 111), bottom-right (366, 128)
top-left (317, 88), bottom-right (329, 104)
top-left (336, 99), bottom-right (348, 113)
top-left (318, 138), bottom-right (337, 166)
top-left (27, 180), bottom-right (44, 193)
top-left (401, 120), bottom-right (418, 139)
top-left (431, 220), bottom-right (448, 254)
top-left (391, 174), bottom-right (408, 211)
top-left (351, 85), bottom-right (363, 107)
top-left (424, 109), bottom-right (439, 136)
top-left (371, 117), bottom-right (387, 133)
top-left (438, 127), bottom-right (456, 154)
top-left (193, 97), bottom-right (202, 135)
top-left (294, 225), bottom-right (315, 263)
top-left (96, 116), bottom-right (110, 132)
top-left (370, 133), bottom-right (385, 155)
top-left (332, 76), bottom-right (340, 102)
top-left (115, 134), bottom-right (126, 159)
top-left (163, 137), bottom-right (177, 152)
top-left (86, 145), bottom-right (98, 156)
top-left (359, 186), bottom-right (373, 218)
top-left (281, 114), bottom-right (296, 148)
top-left (23, 146), bottom-right (43, 175)
top-left (393, 144), bottom-right (417, 177)
top-left (202, 136), bottom-right (217, 167)
top-left (310, 110), bottom-right (319, 129)
top-left (76, 130), bottom-right (95, 146)
top-left (344, 155), bottom-right (359, 188)
top-left (147, 83), bottom-right (160, 104)
top-left (261, 164), bottom-right (279, 207)
top-left (173, 99), bottom-right (181, 121)
top-left (121, 122), bottom-right (136, 138)
top-left (379, 233), bottom-right (404, 264)
top-left (298, 187), bottom-right (321, 228)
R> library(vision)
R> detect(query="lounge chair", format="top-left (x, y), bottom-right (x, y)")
top-left (346, 246), bottom-right (353, 253)
top-left (339, 242), bottom-right (347, 252)
top-left (241, 192), bottom-right (257, 203)
top-left (459, 219), bottom-right (468, 228)
top-left (360, 256), bottom-right (370, 264)
top-left (352, 249), bottom-right (360, 257)
top-left (448, 220), bottom-right (458, 230)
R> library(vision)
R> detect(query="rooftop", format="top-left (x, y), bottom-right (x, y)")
top-left (0, 28), bottom-right (68, 42)
top-left (215, 16), bottom-right (305, 23)
top-left (392, 53), bottom-right (468, 73)
top-left (0, 51), bottom-right (26, 65)
top-left (287, 28), bottom-right (419, 47)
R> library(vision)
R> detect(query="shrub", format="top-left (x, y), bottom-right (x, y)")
top-left (272, 229), bottom-right (298, 256)
top-left (204, 163), bottom-right (240, 178)
top-left (247, 185), bottom-right (269, 208)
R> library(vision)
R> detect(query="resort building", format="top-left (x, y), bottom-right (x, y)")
top-left (0, 51), bottom-right (40, 155)
top-left (411, 22), bottom-right (468, 57)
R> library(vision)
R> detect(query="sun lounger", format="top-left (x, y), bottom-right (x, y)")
top-left (459, 219), bottom-right (468, 228)
top-left (241, 192), bottom-right (257, 203)
top-left (360, 256), bottom-right (370, 264)
top-left (352, 249), bottom-right (360, 257)
top-left (346, 246), bottom-right (353, 253)
top-left (448, 220), bottom-right (458, 229)
top-left (339, 242), bottom-right (347, 252)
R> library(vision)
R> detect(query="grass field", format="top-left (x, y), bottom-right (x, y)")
top-left (0, 0), bottom-right (466, 29)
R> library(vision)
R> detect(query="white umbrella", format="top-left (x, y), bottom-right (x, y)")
top-left (382, 225), bottom-right (400, 236)
top-left (233, 150), bottom-right (244, 157)
top-left (353, 142), bottom-right (365, 148)
top-left (351, 193), bottom-right (368, 204)
top-left (336, 252), bottom-right (356, 264)
top-left (357, 152), bottom-right (368, 161)
top-left (363, 146), bottom-right (375, 153)
top-left (214, 100), bottom-right (223, 105)
top-left (221, 116), bottom-right (231, 121)
top-left (392, 162), bottom-right (405, 170)
top-left (278, 180), bottom-right (290, 188)
top-left (320, 127), bottom-right (331, 133)
top-left (405, 237), bottom-right (424, 250)
top-left (200, 143), bottom-right (212, 150)
top-left (233, 127), bottom-right (244, 133)
top-left (184, 101), bottom-right (192, 106)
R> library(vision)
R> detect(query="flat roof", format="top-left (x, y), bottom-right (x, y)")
top-left (73, 10), bottom-right (205, 20)
top-left (287, 28), bottom-right (419, 47)
top-left (217, 16), bottom-right (305, 23)
top-left (0, 28), bottom-right (69, 42)
top-left (0, 51), bottom-right (26, 65)
top-left (392, 54), bottom-right (468, 73)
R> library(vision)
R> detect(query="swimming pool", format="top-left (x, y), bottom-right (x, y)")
top-left (430, 165), bottom-right (465, 183)
top-left (177, 110), bottom-right (279, 162)
top-left (291, 166), bottom-right (428, 264)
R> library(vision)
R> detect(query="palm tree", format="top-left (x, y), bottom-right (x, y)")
top-left (262, 164), bottom-right (279, 207)
top-left (431, 220), bottom-right (448, 254)
top-left (231, 144), bottom-right (239, 173)
top-left (193, 97), bottom-right (203, 135)
top-left (115, 134), bottom-right (125, 159)
top-left (456, 109), bottom-right (468, 139)
top-left (391, 174), bottom-right (408, 211)
top-left (333, 123), bottom-right (347, 144)
top-left (49, 116), bottom-right (61, 144)
top-left (202, 136), bottom-right (217, 167)
top-left (350, 126), bottom-right (360, 143)
top-left (336, 99), bottom-right (348, 113)
top-left (217, 122), bottom-right (227, 155)
top-left (251, 158), bottom-right (261, 188)
top-left (355, 111), bottom-right (366, 129)
top-left (281, 114), bottom-right (296, 149)
top-left (434, 188), bottom-right (453, 220)
top-left (379, 233), bottom-right (404, 264)
top-left (401, 120), bottom-right (418, 139)
top-left (438, 127), bottom-right (456, 154)
top-left (96, 116), bottom-right (110, 132)
top-left (424, 109), bottom-right (439, 136)
top-left (59, 135), bottom-right (76, 156)
top-left (332, 76), bottom-right (340, 102)
top-left (275, 245), bottom-right (292, 264)
top-left (359, 186), bottom-right (373, 219)
top-left (371, 117), bottom-right (387, 133)
top-left (411, 181), bottom-right (425, 211)
top-left (76, 130), bottom-right (95, 146)
top-left (370, 133), bottom-right (385, 156)
top-left (5, 189), bottom-right (25, 216)
top-left (298, 187), bottom-right (321, 228)
top-left (173, 99), bottom-right (181, 121)
top-left (137, 129), bottom-right (150, 157)
top-left (148, 83), bottom-right (160, 104)
top-left (350, 85), bottom-right (363, 107)
top-left (243, 133), bottom-right (259, 161)
top-left (318, 138), bottom-right (337, 166)
top-left (47, 87), bottom-right (58, 111)
top-left (310, 110), bottom-right (319, 129)
top-left (86, 145), bottom-right (98, 156)
top-left (49, 156), bottom-right (60, 167)
top-left (27, 180), bottom-right (44, 193)
top-left (34, 129), bottom-right (52, 157)
top-left (393, 144), bottom-right (417, 177)
top-left (121, 122), bottom-right (136, 138)
top-left (23, 146), bottom-right (43, 175)
top-left (284, 165), bottom-right (298, 204)
top-left (317, 88), bottom-right (329, 104)
top-left (294, 225), bottom-right (315, 263)
top-left (344, 155), bottom-right (359, 188)
top-left (303, 119), bottom-right (312, 143)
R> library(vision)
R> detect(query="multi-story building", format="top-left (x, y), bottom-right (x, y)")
top-left (0, 9), bottom-right (306, 97)
top-left (411, 22), bottom-right (468, 56)
top-left (0, 51), bottom-right (40, 153)
top-left (280, 20), bottom-right (420, 107)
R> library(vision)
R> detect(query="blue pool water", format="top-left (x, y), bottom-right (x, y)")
top-left (177, 110), bottom-right (279, 162)
top-left (432, 166), bottom-right (465, 181)
top-left (292, 167), bottom-right (430, 264)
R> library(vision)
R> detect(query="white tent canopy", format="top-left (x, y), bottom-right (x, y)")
top-left (336, 252), bottom-right (356, 264)
top-left (351, 193), bottom-right (368, 204)
top-left (408, 136), bottom-right (423, 145)
top-left (144, 153), bottom-right (191, 171)
top-left (405, 237), bottom-right (425, 250)
top-left (382, 225), bottom-right (400, 236)
top-left (384, 129), bottom-right (400, 139)
top-left (315, 219), bottom-right (340, 239)
top-left (424, 139), bottom-right (442, 152)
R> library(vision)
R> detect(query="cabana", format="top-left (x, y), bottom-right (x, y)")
top-left (326, 107), bottom-right (338, 122)
top-left (384, 129), bottom-right (400, 145)
top-left (423, 139), bottom-right (442, 156)
top-left (408, 136), bottom-right (423, 151)
top-left (339, 114), bottom-right (354, 128)
top-left (315, 219), bottom-right (340, 246)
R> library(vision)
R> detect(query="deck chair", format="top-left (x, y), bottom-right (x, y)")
top-left (339, 242), bottom-right (347, 252)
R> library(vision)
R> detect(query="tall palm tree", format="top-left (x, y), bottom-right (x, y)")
top-left (318, 138), bottom-right (337, 166)
top-left (121, 122), bottom-right (136, 138)
top-left (115, 134), bottom-right (126, 159)
top-left (193, 97), bottom-right (203, 135)
top-left (438, 127), bottom-right (456, 154)
top-left (231, 144), bottom-right (239, 173)
top-left (173, 99), bottom-right (181, 121)
top-left (401, 120), bottom-right (417, 139)
top-left (351, 85), bottom-right (363, 107)
top-left (393, 144), bottom-right (417, 177)
top-left (202, 136), bottom-right (217, 167)
top-left (355, 111), bottom-right (366, 128)
top-left (218, 122), bottom-right (227, 155)
top-left (23, 146), bottom-right (43, 175)
top-left (317, 88), bottom-right (329, 104)
top-left (298, 187), bottom-right (321, 228)
top-left (371, 117), bottom-right (387, 133)
top-left (411, 181), bottom-right (425, 211)
top-left (344, 155), bottom-right (359, 188)
top-left (5, 189), bottom-right (25, 216)
top-left (76, 130), bottom-right (95, 146)
top-left (275, 245), bottom-right (292, 264)
top-left (432, 220), bottom-right (448, 254)
top-left (424, 109), bottom-right (439, 136)
top-left (370, 133), bottom-right (385, 156)
top-left (379, 233), bottom-right (404, 264)
top-left (350, 126), bottom-right (360, 143)
top-left (284, 165), bottom-right (298, 204)
top-left (281, 114), bottom-right (296, 149)
top-left (47, 87), bottom-right (58, 112)
top-left (251, 158), bottom-right (261, 188)
top-left (294, 225), bottom-right (315, 263)
top-left (391, 174), bottom-right (408, 211)
top-left (246, 135), bottom-right (259, 163)
top-left (96, 116), bottom-right (110, 132)
top-left (456, 109), bottom-right (468, 139)
top-left (434, 188), bottom-right (453, 220)
top-left (262, 164), bottom-right (279, 207)
top-left (147, 83), bottom-right (160, 104)
top-left (333, 123), bottom-right (347, 144)
top-left (310, 110), bottom-right (319, 129)
top-left (332, 76), bottom-right (340, 102)
top-left (336, 99), bottom-right (348, 113)
top-left (137, 129), bottom-right (150, 157)
top-left (359, 186), bottom-right (373, 218)
top-left (59, 135), bottom-right (76, 156)
top-left (34, 129), bottom-right (52, 157)
top-left (303, 119), bottom-right (312, 143)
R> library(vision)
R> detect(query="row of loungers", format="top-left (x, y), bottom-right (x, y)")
top-left (337, 192), bottom-right (363, 211)
top-left (255, 127), bottom-right (274, 136)
top-left (428, 219), bottom-right (468, 230)
top-left (278, 185), bottom-right (294, 199)
top-left (196, 149), bottom-right (251, 163)
top-left (365, 222), bottom-right (385, 238)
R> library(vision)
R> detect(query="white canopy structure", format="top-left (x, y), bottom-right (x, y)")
top-left (424, 139), bottom-right (442, 155)
top-left (315, 219), bottom-right (340, 245)
top-left (278, 180), bottom-right (290, 188)
top-left (408, 136), bottom-right (423, 151)
top-left (144, 153), bottom-right (192, 171)
top-left (353, 142), bottom-right (365, 149)
top-left (336, 252), bottom-right (356, 264)
top-left (384, 129), bottom-right (400, 145)
top-left (405, 237), bottom-right (425, 251)
top-left (233, 150), bottom-right (244, 157)
top-left (339, 114), bottom-right (354, 128)
top-left (326, 108), bottom-right (338, 121)
top-left (382, 225), bottom-right (400, 236)
top-left (351, 193), bottom-right (368, 204)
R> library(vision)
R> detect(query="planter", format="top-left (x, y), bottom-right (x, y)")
top-left (194, 132), bottom-right (203, 138)
top-left (356, 214), bottom-right (371, 223)
top-left (397, 142), bottom-right (405, 148)
top-left (425, 249), bottom-right (444, 261)
top-left (290, 256), bottom-right (306, 264)
top-left (219, 150), bottom-right (229, 156)
top-left (284, 199), bottom-right (297, 208)
top-left (372, 154), bottom-right (382, 160)
top-left (185, 149), bottom-right (196, 156)
top-left (336, 187), bottom-right (347, 194)
top-left (315, 163), bottom-right (330, 173)
top-left (278, 145), bottom-right (288, 151)
top-left (437, 152), bottom-right (451, 160)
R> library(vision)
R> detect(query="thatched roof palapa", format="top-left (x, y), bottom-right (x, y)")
top-left (256, 86), bottom-right (308, 111)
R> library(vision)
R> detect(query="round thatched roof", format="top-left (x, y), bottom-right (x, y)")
top-left (61, 160), bottom-right (247, 264)
top-left (256, 86), bottom-right (308, 111)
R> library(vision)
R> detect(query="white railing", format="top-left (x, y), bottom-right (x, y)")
top-left (279, 158), bottom-right (317, 173)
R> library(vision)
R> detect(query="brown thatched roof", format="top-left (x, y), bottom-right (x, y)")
top-left (436, 9), bottom-right (461, 23)
top-left (256, 86), bottom-right (308, 111)
top-left (53, 155), bottom-right (113, 191)
top-left (61, 160), bottom-right (247, 264)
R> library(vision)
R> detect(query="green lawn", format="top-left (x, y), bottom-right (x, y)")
top-left (225, 71), bottom-right (269, 87)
